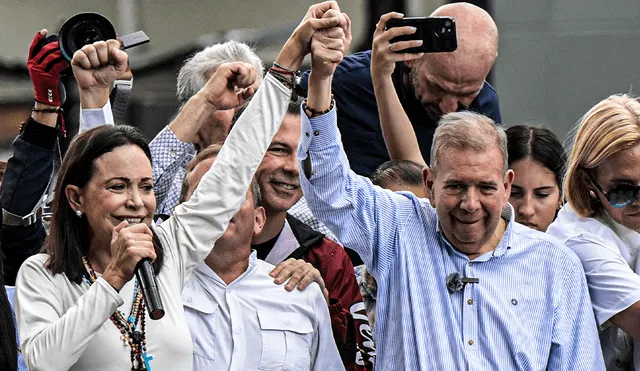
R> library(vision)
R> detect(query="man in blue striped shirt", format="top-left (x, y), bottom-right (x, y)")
top-left (298, 27), bottom-right (604, 367)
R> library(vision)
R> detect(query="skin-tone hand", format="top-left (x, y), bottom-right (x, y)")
top-left (275, 1), bottom-right (345, 70)
top-left (309, 10), bottom-right (349, 80)
top-left (101, 221), bottom-right (156, 291)
top-left (270, 258), bottom-right (330, 304)
top-left (169, 62), bottom-right (257, 142)
top-left (195, 61), bottom-right (257, 110)
top-left (305, 10), bottom-right (349, 113)
top-left (371, 12), bottom-right (427, 167)
top-left (71, 40), bottom-right (128, 109)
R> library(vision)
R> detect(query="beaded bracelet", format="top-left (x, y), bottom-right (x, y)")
top-left (268, 63), bottom-right (301, 101)
top-left (302, 95), bottom-right (335, 117)
top-left (32, 107), bottom-right (63, 114)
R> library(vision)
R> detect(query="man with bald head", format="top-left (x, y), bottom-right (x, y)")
top-left (299, 2), bottom-right (501, 177)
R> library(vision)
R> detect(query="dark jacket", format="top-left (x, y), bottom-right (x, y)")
top-left (299, 50), bottom-right (502, 176)
top-left (1, 119), bottom-right (57, 285)
top-left (286, 214), bottom-right (376, 370)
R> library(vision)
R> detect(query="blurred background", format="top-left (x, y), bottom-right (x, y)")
top-left (1, 0), bottom-right (639, 160)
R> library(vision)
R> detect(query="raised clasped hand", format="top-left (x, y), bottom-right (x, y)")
top-left (310, 9), bottom-right (351, 79)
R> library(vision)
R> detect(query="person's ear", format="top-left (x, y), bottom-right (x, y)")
top-left (423, 166), bottom-right (436, 207)
top-left (503, 169), bottom-right (515, 202)
top-left (253, 206), bottom-right (266, 236)
top-left (65, 184), bottom-right (84, 215)
top-left (557, 192), bottom-right (564, 210)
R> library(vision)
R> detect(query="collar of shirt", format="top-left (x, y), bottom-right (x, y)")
top-left (264, 219), bottom-right (300, 265)
top-left (435, 204), bottom-right (514, 262)
top-left (194, 250), bottom-right (259, 288)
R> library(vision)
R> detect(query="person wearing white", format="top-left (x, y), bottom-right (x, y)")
top-left (14, 41), bottom-right (292, 371)
top-left (547, 94), bottom-right (640, 370)
top-left (181, 164), bottom-right (342, 370)
top-left (182, 5), bottom-right (349, 369)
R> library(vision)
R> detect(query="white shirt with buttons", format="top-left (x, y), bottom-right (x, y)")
top-left (183, 251), bottom-right (344, 371)
top-left (548, 204), bottom-right (640, 370)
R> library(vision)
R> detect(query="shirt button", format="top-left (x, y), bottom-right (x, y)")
top-left (186, 297), bottom-right (192, 303)
top-left (467, 299), bottom-right (473, 305)
top-left (468, 340), bottom-right (474, 346)
top-left (468, 262), bottom-right (473, 267)
top-left (313, 130), bottom-right (320, 136)
top-left (305, 132), bottom-right (310, 137)
top-left (235, 328), bottom-right (242, 334)
top-left (169, 149), bottom-right (176, 158)
top-left (285, 320), bottom-right (292, 327)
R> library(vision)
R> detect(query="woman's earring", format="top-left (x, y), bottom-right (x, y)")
top-left (589, 190), bottom-right (597, 200)
top-left (75, 210), bottom-right (82, 217)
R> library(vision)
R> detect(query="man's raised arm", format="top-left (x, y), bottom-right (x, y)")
top-left (298, 11), bottom-right (417, 279)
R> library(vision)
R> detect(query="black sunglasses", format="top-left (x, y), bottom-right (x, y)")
top-left (587, 172), bottom-right (640, 208)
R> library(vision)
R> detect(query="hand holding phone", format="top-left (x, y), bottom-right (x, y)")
top-left (386, 16), bottom-right (457, 54)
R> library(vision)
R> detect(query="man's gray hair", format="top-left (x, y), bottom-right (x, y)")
top-left (176, 41), bottom-right (264, 104)
top-left (430, 111), bottom-right (508, 174)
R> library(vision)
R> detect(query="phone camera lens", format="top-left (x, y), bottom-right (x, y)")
top-left (445, 21), bottom-right (451, 27)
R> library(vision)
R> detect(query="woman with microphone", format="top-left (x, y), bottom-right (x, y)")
top-left (14, 4), bottom-right (347, 369)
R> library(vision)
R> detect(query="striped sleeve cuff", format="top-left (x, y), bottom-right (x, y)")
top-left (298, 104), bottom-right (338, 158)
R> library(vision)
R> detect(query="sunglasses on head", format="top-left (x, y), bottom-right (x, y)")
top-left (587, 172), bottom-right (640, 208)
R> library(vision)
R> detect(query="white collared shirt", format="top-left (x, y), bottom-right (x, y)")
top-left (548, 204), bottom-right (640, 370)
top-left (264, 218), bottom-right (299, 265)
top-left (183, 251), bottom-right (344, 371)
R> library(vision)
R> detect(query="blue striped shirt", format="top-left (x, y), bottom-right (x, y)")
top-left (297, 108), bottom-right (604, 370)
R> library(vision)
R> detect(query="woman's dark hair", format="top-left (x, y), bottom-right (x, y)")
top-left (506, 125), bottom-right (567, 190)
top-left (0, 259), bottom-right (18, 370)
top-left (43, 125), bottom-right (164, 284)
top-left (370, 160), bottom-right (425, 188)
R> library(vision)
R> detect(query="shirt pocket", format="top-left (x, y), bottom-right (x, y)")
top-left (257, 311), bottom-right (314, 371)
top-left (183, 287), bottom-right (219, 362)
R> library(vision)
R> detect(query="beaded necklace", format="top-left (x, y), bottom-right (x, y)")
top-left (82, 256), bottom-right (151, 371)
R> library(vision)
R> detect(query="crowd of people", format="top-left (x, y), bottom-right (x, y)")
top-left (0, 1), bottom-right (639, 370)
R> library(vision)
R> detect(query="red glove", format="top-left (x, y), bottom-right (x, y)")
top-left (27, 32), bottom-right (69, 106)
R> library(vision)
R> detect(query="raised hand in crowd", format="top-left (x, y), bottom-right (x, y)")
top-left (71, 39), bottom-right (128, 108)
top-left (306, 8), bottom-right (350, 111)
top-left (276, 0), bottom-right (347, 70)
top-left (0, 30), bottom-right (70, 287)
top-left (27, 29), bottom-right (69, 128)
top-left (195, 62), bottom-right (257, 111)
top-left (371, 12), bottom-right (426, 167)
top-left (168, 61), bottom-right (258, 143)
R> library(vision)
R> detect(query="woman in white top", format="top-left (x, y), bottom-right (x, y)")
top-left (547, 94), bottom-right (640, 370)
top-left (13, 32), bottom-right (306, 370)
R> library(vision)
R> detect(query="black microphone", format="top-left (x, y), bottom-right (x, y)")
top-left (136, 258), bottom-right (165, 320)
top-left (446, 272), bottom-right (479, 293)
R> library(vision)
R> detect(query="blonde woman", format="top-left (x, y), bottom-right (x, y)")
top-left (547, 94), bottom-right (640, 370)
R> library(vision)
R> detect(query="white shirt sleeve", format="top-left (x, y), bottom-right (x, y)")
top-left (15, 255), bottom-right (124, 371)
top-left (565, 235), bottom-right (640, 325)
top-left (79, 100), bottom-right (115, 133)
top-left (310, 285), bottom-right (345, 370)
top-left (156, 73), bottom-right (292, 286)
